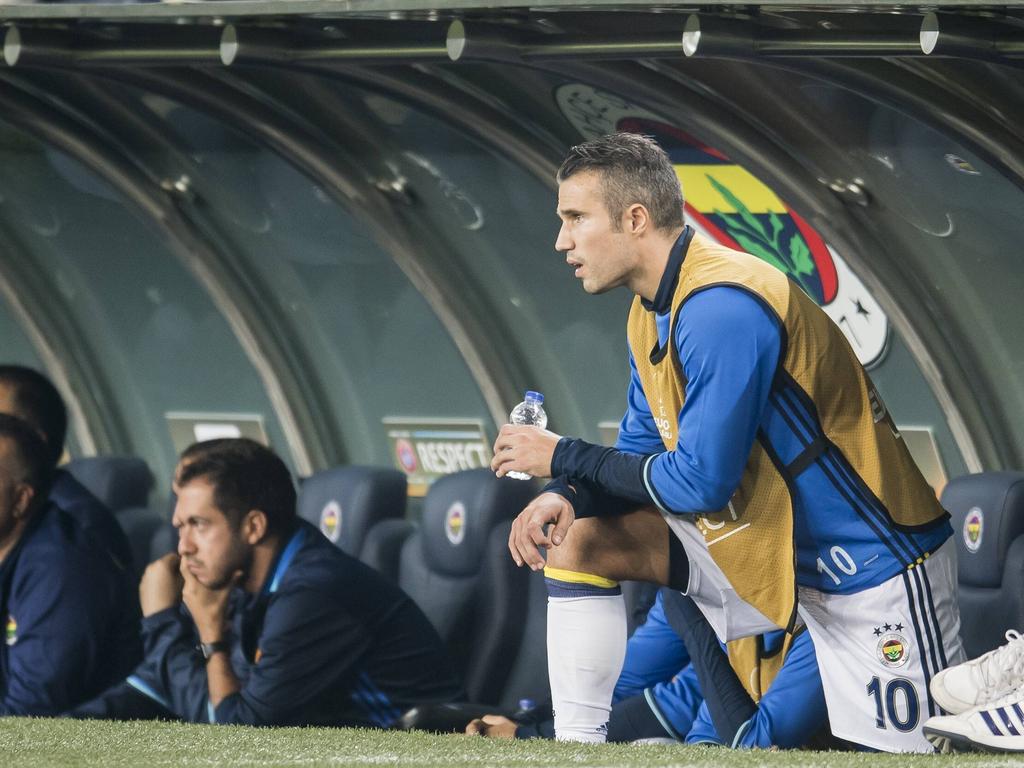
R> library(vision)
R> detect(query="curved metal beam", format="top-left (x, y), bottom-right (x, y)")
top-left (95, 65), bottom-right (531, 431)
top-left (311, 64), bottom-right (567, 185)
top-left (0, 221), bottom-right (110, 456)
top-left (0, 72), bottom-right (334, 474)
top-left (6, 68), bottom-right (364, 470)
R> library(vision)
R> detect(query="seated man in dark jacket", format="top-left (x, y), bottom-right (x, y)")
top-left (74, 438), bottom-right (462, 726)
top-left (0, 364), bottom-right (134, 573)
top-left (0, 414), bottom-right (141, 715)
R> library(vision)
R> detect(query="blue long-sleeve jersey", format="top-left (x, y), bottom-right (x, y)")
top-left (550, 235), bottom-right (950, 593)
top-left (121, 521), bottom-right (462, 727)
top-left (0, 503), bottom-right (141, 715)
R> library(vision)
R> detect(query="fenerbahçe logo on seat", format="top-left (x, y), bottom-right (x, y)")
top-left (554, 83), bottom-right (890, 369)
top-left (320, 500), bottom-right (342, 543)
top-left (445, 501), bottom-right (466, 546)
top-left (963, 507), bottom-right (983, 553)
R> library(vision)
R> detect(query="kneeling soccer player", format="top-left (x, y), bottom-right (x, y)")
top-left (73, 438), bottom-right (461, 726)
top-left (492, 132), bottom-right (964, 752)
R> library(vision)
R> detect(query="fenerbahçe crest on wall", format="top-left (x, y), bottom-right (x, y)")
top-left (555, 83), bottom-right (890, 369)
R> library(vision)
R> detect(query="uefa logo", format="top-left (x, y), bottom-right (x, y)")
top-left (396, 438), bottom-right (418, 474)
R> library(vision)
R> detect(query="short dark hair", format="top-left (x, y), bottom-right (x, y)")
top-left (0, 412), bottom-right (54, 500)
top-left (0, 365), bottom-right (67, 467)
top-left (557, 132), bottom-right (685, 232)
top-left (176, 438), bottom-right (296, 538)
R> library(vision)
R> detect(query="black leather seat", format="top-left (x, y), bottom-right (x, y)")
top-left (496, 568), bottom-right (550, 710)
top-left (360, 518), bottom-right (416, 582)
top-left (297, 466), bottom-right (407, 553)
top-left (114, 506), bottom-right (167, 580)
top-left (941, 471), bottom-right (1024, 658)
top-left (65, 455), bottom-right (154, 512)
top-left (395, 469), bottom-right (535, 704)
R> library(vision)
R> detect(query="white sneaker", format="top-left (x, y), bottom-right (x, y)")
top-left (924, 688), bottom-right (1024, 753)
top-left (931, 630), bottom-right (1024, 714)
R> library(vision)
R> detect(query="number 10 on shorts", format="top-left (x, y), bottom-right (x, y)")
top-left (867, 676), bottom-right (920, 732)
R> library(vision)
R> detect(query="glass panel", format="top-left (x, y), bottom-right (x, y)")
top-left (0, 297), bottom-right (44, 370)
top-left (127, 89), bottom-right (492, 469)
top-left (343, 83), bottom-right (633, 443)
top-left (0, 120), bottom-right (292, 490)
top-left (793, 77), bottom-right (1024, 472)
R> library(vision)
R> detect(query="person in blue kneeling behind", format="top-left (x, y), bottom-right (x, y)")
top-left (73, 438), bottom-right (462, 726)
top-left (468, 588), bottom-right (829, 748)
top-left (0, 413), bottom-right (141, 715)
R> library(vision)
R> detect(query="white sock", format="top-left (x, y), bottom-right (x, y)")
top-left (546, 594), bottom-right (627, 743)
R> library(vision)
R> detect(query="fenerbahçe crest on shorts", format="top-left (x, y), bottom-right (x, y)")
top-left (874, 621), bottom-right (910, 667)
top-left (5, 615), bottom-right (15, 646)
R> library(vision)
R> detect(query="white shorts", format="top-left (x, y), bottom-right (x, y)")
top-left (797, 537), bottom-right (966, 752)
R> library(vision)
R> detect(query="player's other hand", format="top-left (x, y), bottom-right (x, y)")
top-left (508, 492), bottom-right (575, 570)
top-left (491, 425), bottom-right (560, 480)
top-left (140, 553), bottom-right (184, 617)
top-left (465, 714), bottom-right (518, 739)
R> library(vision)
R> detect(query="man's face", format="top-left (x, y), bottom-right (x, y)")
top-left (0, 383), bottom-right (17, 419)
top-left (555, 171), bottom-right (638, 295)
top-left (0, 439), bottom-right (32, 552)
top-left (173, 478), bottom-right (250, 590)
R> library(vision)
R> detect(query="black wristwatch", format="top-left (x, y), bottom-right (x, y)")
top-left (197, 639), bottom-right (230, 662)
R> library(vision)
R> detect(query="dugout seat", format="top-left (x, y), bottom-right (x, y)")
top-left (492, 576), bottom-right (659, 710)
top-left (396, 469), bottom-right (535, 704)
top-left (66, 455), bottom-right (154, 512)
top-left (496, 567), bottom-right (550, 709)
top-left (149, 522), bottom-right (178, 562)
top-left (942, 471), bottom-right (1024, 658)
top-left (297, 466), bottom-right (407, 561)
top-left (114, 506), bottom-right (167, 580)
top-left (359, 518), bottom-right (416, 582)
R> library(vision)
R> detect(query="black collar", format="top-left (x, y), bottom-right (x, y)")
top-left (641, 226), bottom-right (694, 315)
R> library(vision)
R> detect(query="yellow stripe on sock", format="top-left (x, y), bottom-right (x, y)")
top-left (543, 566), bottom-right (619, 589)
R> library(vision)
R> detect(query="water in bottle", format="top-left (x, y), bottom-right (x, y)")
top-left (507, 390), bottom-right (547, 481)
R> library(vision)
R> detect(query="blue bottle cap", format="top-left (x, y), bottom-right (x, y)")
top-left (524, 390), bottom-right (544, 403)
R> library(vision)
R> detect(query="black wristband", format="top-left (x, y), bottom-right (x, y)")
top-left (197, 639), bottom-right (230, 661)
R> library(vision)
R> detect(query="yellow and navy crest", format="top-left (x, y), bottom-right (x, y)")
top-left (319, 500), bottom-right (342, 543)
top-left (964, 507), bottom-right (983, 553)
top-left (445, 501), bottom-right (466, 546)
top-left (5, 615), bottom-right (16, 646)
top-left (874, 622), bottom-right (910, 667)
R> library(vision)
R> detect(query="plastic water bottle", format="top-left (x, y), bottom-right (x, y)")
top-left (507, 391), bottom-right (547, 481)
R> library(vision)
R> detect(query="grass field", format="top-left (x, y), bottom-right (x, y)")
top-left (4, 719), bottom-right (1024, 768)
